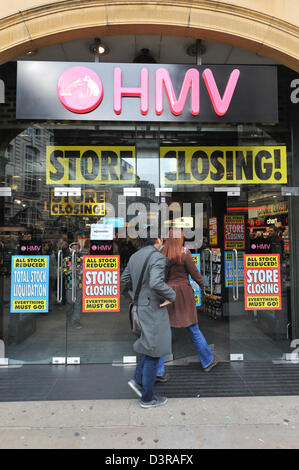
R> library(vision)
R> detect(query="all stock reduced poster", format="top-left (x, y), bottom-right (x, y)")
top-left (10, 256), bottom-right (49, 313)
top-left (244, 254), bottom-right (281, 310)
top-left (82, 255), bottom-right (120, 312)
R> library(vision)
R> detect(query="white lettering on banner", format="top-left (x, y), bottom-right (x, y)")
top-left (0, 80), bottom-right (4, 104)
top-left (290, 79), bottom-right (299, 104)
top-left (85, 271), bottom-right (118, 285)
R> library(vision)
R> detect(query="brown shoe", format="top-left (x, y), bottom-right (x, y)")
top-left (155, 372), bottom-right (170, 383)
top-left (203, 355), bottom-right (219, 372)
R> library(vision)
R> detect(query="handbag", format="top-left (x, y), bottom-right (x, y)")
top-left (129, 250), bottom-right (155, 336)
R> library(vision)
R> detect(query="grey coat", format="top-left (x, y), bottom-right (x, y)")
top-left (121, 245), bottom-right (176, 358)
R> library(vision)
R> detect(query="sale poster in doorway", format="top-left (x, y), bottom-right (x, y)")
top-left (224, 215), bottom-right (245, 250)
top-left (189, 253), bottom-right (201, 307)
top-left (209, 217), bottom-right (218, 246)
top-left (10, 256), bottom-right (49, 313)
top-left (244, 254), bottom-right (281, 310)
top-left (82, 255), bottom-right (120, 312)
top-left (224, 251), bottom-right (245, 287)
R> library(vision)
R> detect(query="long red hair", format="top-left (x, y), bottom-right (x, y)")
top-left (162, 228), bottom-right (184, 264)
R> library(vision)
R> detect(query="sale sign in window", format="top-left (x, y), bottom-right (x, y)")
top-left (10, 256), bottom-right (49, 313)
top-left (82, 255), bottom-right (120, 312)
top-left (244, 254), bottom-right (281, 310)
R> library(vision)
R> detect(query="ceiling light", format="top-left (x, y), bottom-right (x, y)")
top-left (26, 50), bottom-right (38, 57)
top-left (90, 38), bottom-right (109, 56)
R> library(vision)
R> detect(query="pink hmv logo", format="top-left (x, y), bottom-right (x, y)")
top-left (57, 65), bottom-right (240, 116)
top-left (57, 66), bottom-right (103, 113)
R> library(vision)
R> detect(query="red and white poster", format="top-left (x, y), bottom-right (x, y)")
top-left (82, 255), bottom-right (120, 312)
top-left (224, 215), bottom-right (245, 250)
top-left (244, 254), bottom-right (281, 310)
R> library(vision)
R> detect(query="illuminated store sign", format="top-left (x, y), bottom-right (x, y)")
top-left (17, 62), bottom-right (278, 122)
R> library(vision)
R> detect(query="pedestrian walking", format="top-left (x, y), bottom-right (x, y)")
top-left (121, 232), bottom-right (176, 408)
top-left (156, 228), bottom-right (218, 381)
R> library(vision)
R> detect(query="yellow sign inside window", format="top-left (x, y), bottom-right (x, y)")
top-left (160, 146), bottom-right (287, 185)
top-left (46, 146), bottom-right (136, 185)
top-left (50, 190), bottom-right (105, 216)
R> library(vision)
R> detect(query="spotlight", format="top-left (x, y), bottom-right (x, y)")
top-left (133, 48), bottom-right (156, 63)
top-left (90, 38), bottom-right (109, 56)
top-left (186, 39), bottom-right (206, 64)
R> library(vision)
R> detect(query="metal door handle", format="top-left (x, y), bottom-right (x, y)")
top-left (57, 250), bottom-right (63, 303)
top-left (203, 248), bottom-right (213, 295)
top-left (232, 248), bottom-right (239, 301)
top-left (72, 250), bottom-right (77, 303)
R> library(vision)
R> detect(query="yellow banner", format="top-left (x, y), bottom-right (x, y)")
top-left (13, 257), bottom-right (47, 268)
top-left (51, 190), bottom-right (105, 216)
top-left (84, 298), bottom-right (119, 311)
top-left (245, 255), bottom-right (279, 268)
top-left (160, 146), bottom-right (287, 185)
top-left (245, 296), bottom-right (280, 309)
top-left (83, 256), bottom-right (119, 270)
top-left (46, 146), bottom-right (136, 185)
top-left (12, 300), bottom-right (47, 311)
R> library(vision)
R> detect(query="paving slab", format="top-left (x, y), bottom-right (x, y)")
top-left (0, 396), bottom-right (299, 449)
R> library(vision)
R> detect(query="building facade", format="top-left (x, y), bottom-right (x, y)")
top-left (0, 0), bottom-right (298, 368)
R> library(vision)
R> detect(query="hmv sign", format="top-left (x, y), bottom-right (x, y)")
top-left (16, 61), bottom-right (278, 122)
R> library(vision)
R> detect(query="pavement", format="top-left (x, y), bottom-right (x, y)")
top-left (0, 395), bottom-right (299, 449)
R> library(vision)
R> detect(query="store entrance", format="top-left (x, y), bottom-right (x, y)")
top-left (0, 124), bottom-right (294, 366)
top-left (169, 187), bottom-right (291, 363)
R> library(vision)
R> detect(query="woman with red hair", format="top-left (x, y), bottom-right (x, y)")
top-left (156, 228), bottom-right (218, 382)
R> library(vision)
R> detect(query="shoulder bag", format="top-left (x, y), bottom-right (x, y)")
top-left (129, 250), bottom-right (155, 336)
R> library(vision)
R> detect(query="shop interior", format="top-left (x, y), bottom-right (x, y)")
top-left (0, 123), bottom-right (294, 364)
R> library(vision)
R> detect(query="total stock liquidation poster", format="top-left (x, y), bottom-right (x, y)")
top-left (10, 256), bottom-right (49, 313)
top-left (244, 254), bottom-right (282, 310)
top-left (82, 255), bottom-right (120, 312)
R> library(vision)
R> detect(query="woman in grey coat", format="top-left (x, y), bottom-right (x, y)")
top-left (121, 237), bottom-right (176, 408)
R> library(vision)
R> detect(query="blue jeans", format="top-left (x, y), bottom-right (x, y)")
top-left (134, 355), bottom-right (160, 402)
top-left (157, 324), bottom-right (214, 375)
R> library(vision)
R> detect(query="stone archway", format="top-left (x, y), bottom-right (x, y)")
top-left (0, 0), bottom-right (298, 71)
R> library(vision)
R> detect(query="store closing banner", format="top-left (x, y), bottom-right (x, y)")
top-left (160, 146), bottom-right (287, 185)
top-left (46, 145), bottom-right (287, 186)
top-left (46, 146), bottom-right (135, 185)
top-left (50, 189), bottom-right (105, 216)
top-left (17, 62), bottom-right (278, 123)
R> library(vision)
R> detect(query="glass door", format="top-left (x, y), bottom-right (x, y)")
top-left (0, 125), bottom-right (140, 365)
top-left (226, 187), bottom-right (292, 361)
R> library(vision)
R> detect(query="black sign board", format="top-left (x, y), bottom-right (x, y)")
top-left (16, 61), bottom-right (278, 123)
